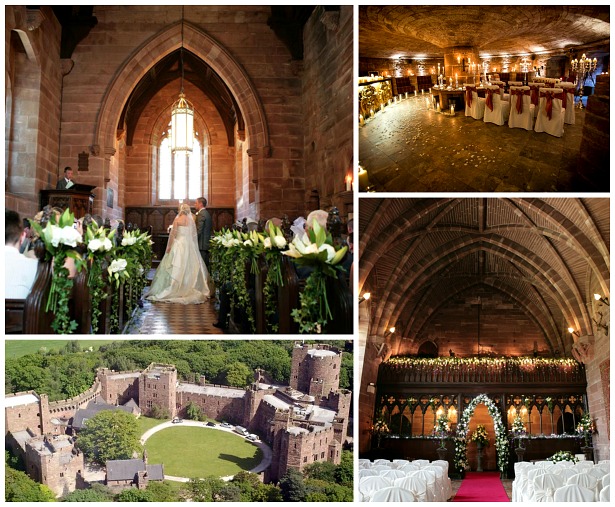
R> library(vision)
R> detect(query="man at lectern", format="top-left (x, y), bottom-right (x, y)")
top-left (56, 166), bottom-right (76, 190)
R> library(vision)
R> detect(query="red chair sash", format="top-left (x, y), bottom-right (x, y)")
top-left (465, 87), bottom-right (473, 108)
top-left (529, 85), bottom-right (540, 106)
top-left (485, 89), bottom-right (495, 111)
top-left (561, 90), bottom-right (567, 109)
top-left (543, 91), bottom-right (564, 121)
top-left (546, 82), bottom-right (556, 88)
top-left (510, 89), bottom-right (530, 114)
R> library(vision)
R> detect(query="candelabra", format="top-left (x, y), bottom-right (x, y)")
top-left (571, 54), bottom-right (597, 109)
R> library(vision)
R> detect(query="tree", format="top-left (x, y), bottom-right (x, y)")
top-left (334, 450), bottom-right (353, 487)
top-left (185, 402), bottom-right (202, 421)
top-left (225, 361), bottom-right (252, 387)
top-left (304, 479), bottom-right (353, 502)
top-left (62, 488), bottom-right (113, 502)
top-left (278, 469), bottom-right (306, 502)
top-left (145, 481), bottom-right (180, 502)
top-left (117, 488), bottom-right (152, 502)
top-left (252, 484), bottom-right (283, 502)
top-left (5, 467), bottom-right (56, 502)
top-left (76, 410), bottom-right (141, 465)
top-left (149, 404), bottom-right (170, 420)
top-left (303, 460), bottom-right (337, 483)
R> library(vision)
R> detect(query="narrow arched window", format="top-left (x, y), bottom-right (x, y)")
top-left (156, 129), bottom-right (207, 202)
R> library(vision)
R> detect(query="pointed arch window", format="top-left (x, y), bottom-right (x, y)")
top-left (156, 128), bottom-right (207, 202)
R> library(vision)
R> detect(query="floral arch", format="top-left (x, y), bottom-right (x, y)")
top-left (454, 394), bottom-right (509, 474)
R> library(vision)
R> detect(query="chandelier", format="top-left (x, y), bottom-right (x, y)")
top-left (171, 6), bottom-right (194, 153)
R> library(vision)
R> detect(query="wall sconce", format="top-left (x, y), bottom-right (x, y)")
top-left (359, 292), bottom-right (371, 304)
top-left (384, 326), bottom-right (396, 338)
top-left (568, 327), bottom-right (580, 337)
top-left (367, 382), bottom-right (376, 394)
top-left (594, 293), bottom-right (610, 306)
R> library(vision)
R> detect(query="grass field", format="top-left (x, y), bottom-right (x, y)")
top-left (144, 426), bottom-right (263, 478)
top-left (5, 340), bottom-right (118, 358)
top-left (137, 416), bottom-right (165, 436)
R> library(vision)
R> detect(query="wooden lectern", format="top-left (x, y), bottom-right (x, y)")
top-left (40, 184), bottom-right (96, 219)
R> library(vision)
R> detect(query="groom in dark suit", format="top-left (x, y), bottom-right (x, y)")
top-left (195, 197), bottom-right (212, 269)
top-left (56, 167), bottom-right (76, 189)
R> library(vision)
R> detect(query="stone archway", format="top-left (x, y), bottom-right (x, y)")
top-left (94, 21), bottom-right (270, 159)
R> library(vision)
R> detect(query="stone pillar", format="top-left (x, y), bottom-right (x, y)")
top-left (577, 74), bottom-right (609, 190)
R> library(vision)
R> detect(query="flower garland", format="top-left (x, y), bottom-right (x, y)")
top-left (385, 356), bottom-right (580, 369)
top-left (85, 224), bottom-right (115, 333)
top-left (454, 394), bottom-right (509, 474)
top-left (282, 219), bottom-right (348, 333)
top-left (30, 208), bottom-right (86, 334)
top-left (262, 222), bottom-right (288, 332)
top-left (548, 450), bottom-right (578, 463)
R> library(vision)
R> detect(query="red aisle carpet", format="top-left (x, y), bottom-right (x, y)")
top-left (453, 472), bottom-right (510, 502)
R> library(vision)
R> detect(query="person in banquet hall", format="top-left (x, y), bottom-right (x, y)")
top-left (147, 203), bottom-right (212, 304)
top-left (194, 197), bottom-right (212, 269)
top-left (5, 210), bottom-right (39, 299)
top-left (56, 166), bottom-right (76, 190)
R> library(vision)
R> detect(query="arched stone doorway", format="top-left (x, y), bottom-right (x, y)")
top-left (466, 404), bottom-right (497, 471)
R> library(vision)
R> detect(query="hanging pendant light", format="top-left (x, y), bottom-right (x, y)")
top-left (171, 6), bottom-right (193, 153)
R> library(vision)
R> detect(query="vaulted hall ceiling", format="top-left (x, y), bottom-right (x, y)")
top-left (359, 198), bottom-right (610, 357)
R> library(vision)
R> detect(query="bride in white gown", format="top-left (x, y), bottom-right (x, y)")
top-left (147, 203), bottom-right (212, 304)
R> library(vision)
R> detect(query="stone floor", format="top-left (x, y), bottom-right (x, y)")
top-left (359, 96), bottom-right (601, 192)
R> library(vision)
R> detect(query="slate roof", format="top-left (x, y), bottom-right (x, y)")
top-left (72, 401), bottom-right (135, 429)
top-left (106, 459), bottom-right (164, 482)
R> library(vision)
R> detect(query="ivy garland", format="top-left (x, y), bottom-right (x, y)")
top-left (454, 394), bottom-right (509, 474)
top-left (263, 250), bottom-right (282, 332)
top-left (230, 247), bottom-right (256, 333)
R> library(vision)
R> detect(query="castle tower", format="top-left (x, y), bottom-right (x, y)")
top-left (139, 364), bottom-right (177, 418)
top-left (290, 343), bottom-right (342, 397)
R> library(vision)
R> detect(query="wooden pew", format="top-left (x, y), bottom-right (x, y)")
top-left (5, 299), bottom-right (25, 333)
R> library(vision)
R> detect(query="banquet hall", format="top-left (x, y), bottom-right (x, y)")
top-left (5, 6), bottom-right (353, 335)
top-left (358, 6), bottom-right (610, 192)
top-left (357, 198), bottom-right (610, 501)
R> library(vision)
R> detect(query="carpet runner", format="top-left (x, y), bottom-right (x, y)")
top-left (453, 472), bottom-right (510, 502)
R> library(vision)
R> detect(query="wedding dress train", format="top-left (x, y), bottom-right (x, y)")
top-left (147, 210), bottom-right (212, 304)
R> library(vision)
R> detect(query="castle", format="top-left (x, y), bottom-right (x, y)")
top-left (5, 343), bottom-right (352, 496)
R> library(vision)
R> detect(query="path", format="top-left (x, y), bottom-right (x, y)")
top-left (452, 471), bottom-right (510, 502)
top-left (141, 420), bottom-right (272, 482)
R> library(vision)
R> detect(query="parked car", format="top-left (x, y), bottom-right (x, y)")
top-left (247, 434), bottom-right (260, 442)
top-left (234, 425), bottom-right (250, 437)
top-left (206, 421), bottom-right (216, 427)
top-left (171, 417), bottom-right (183, 424)
top-left (220, 422), bottom-right (233, 429)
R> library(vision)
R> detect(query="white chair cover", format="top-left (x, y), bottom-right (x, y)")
top-left (423, 465), bottom-right (449, 501)
top-left (508, 86), bottom-right (533, 130)
top-left (554, 484), bottom-right (595, 502)
top-left (359, 469), bottom-right (380, 479)
top-left (370, 486), bottom-right (417, 502)
top-left (534, 88), bottom-right (565, 137)
top-left (602, 473), bottom-right (610, 488)
top-left (533, 473), bottom-right (565, 502)
top-left (587, 467), bottom-right (607, 490)
top-left (394, 475), bottom-right (430, 502)
top-left (523, 468), bottom-right (549, 502)
top-left (359, 458), bottom-right (371, 469)
top-left (513, 463), bottom-right (533, 502)
top-left (431, 459), bottom-right (449, 473)
top-left (567, 473), bottom-right (599, 500)
top-left (599, 460), bottom-right (610, 465)
top-left (392, 459), bottom-right (410, 469)
top-left (373, 458), bottom-right (392, 466)
top-left (483, 85), bottom-right (511, 126)
top-left (574, 461), bottom-right (595, 472)
top-left (559, 82), bottom-right (576, 124)
top-left (508, 81), bottom-right (523, 87)
top-left (359, 476), bottom-right (393, 501)
top-left (536, 461), bottom-right (553, 468)
top-left (412, 459), bottom-right (430, 467)
top-left (465, 85), bottom-right (486, 120)
top-left (555, 468), bottom-right (579, 482)
top-left (600, 484), bottom-right (610, 502)
top-left (380, 469), bottom-right (407, 481)
top-left (371, 464), bottom-right (392, 472)
top-left (410, 469), bottom-right (438, 501)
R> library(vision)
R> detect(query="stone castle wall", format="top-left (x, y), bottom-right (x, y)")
top-left (5, 392), bottom-right (43, 436)
top-left (100, 369), bottom-right (141, 406)
top-left (177, 385), bottom-right (246, 425)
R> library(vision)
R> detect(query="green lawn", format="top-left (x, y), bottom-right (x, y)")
top-left (137, 416), bottom-right (165, 435)
top-left (5, 340), bottom-right (118, 358)
top-left (144, 426), bottom-right (263, 478)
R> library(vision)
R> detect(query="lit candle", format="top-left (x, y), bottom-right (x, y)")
top-left (345, 174), bottom-right (352, 191)
top-left (457, 56), bottom-right (461, 64)
top-left (415, 90), bottom-right (417, 97)
top-left (369, 108), bottom-right (374, 117)
top-left (405, 92), bottom-right (408, 99)
top-left (421, 89), bottom-right (424, 95)
top-left (358, 166), bottom-right (371, 191)
top-left (450, 104), bottom-right (455, 116)
top-left (359, 114), bottom-right (364, 126)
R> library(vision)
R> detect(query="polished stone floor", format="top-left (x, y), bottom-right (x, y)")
top-left (124, 269), bottom-right (223, 334)
top-left (359, 96), bottom-right (598, 192)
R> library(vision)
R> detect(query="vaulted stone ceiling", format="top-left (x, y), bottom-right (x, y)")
top-left (359, 6), bottom-right (610, 58)
top-left (359, 198), bottom-right (610, 356)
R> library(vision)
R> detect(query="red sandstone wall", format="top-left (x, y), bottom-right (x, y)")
top-left (5, 394), bottom-right (42, 435)
top-left (176, 386), bottom-right (245, 425)
top-left (5, 6), bottom-right (63, 217)
top-left (400, 287), bottom-right (547, 357)
top-left (302, 6), bottom-right (353, 217)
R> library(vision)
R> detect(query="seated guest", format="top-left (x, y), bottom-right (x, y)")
top-left (5, 210), bottom-right (38, 299)
top-left (56, 166), bottom-right (76, 189)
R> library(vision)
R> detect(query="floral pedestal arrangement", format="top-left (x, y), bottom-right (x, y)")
top-left (576, 413), bottom-right (596, 464)
top-left (514, 446), bottom-right (526, 462)
top-left (581, 446), bottom-right (594, 463)
top-left (471, 425), bottom-right (489, 472)
top-left (436, 447), bottom-right (448, 461)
